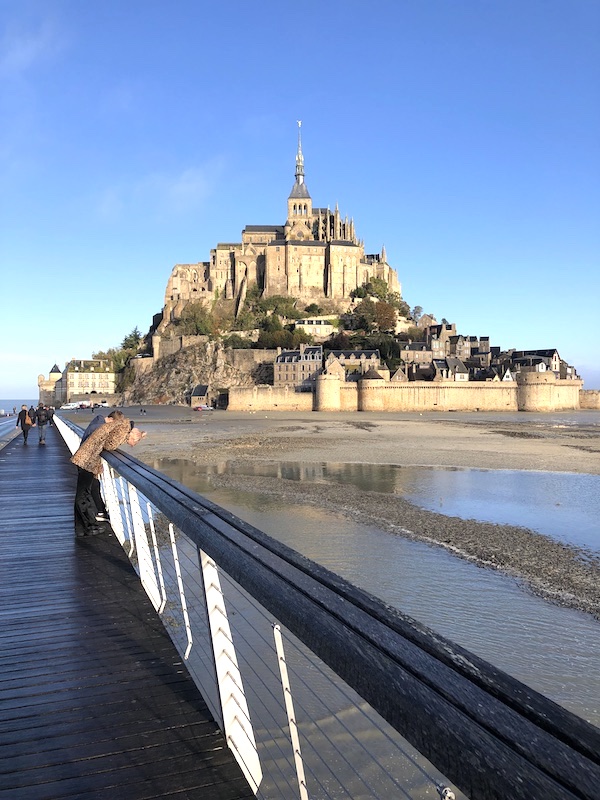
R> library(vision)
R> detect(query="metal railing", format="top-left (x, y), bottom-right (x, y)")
top-left (54, 415), bottom-right (600, 800)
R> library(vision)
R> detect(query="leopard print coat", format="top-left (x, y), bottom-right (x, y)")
top-left (70, 417), bottom-right (131, 476)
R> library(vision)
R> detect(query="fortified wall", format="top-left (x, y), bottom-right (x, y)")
top-left (580, 389), bottom-right (600, 410)
top-left (229, 372), bottom-right (582, 413)
top-left (227, 386), bottom-right (314, 412)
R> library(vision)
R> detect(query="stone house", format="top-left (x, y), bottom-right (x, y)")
top-left (190, 384), bottom-right (209, 407)
top-left (293, 317), bottom-right (336, 339)
top-left (325, 349), bottom-right (381, 380)
top-left (445, 357), bottom-right (470, 381)
top-left (274, 344), bottom-right (323, 390)
top-left (399, 342), bottom-right (433, 364)
top-left (53, 359), bottom-right (116, 405)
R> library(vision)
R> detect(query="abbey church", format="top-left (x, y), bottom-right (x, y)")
top-left (159, 125), bottom-right (401, 329)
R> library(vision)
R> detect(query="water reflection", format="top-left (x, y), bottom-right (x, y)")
top-left (166, 460), bottom-right (600, 552)
top-left (151, 456), bottom-right (600, 727)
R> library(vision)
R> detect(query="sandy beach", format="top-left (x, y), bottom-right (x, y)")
top-left (128, 409), bottom-right (600, 618)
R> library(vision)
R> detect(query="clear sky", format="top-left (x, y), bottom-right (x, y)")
top-left (1, 0), bottom-right (598, 398)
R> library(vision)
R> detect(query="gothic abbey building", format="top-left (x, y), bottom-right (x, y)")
top-left (158, 127), bottom-right (401, 331)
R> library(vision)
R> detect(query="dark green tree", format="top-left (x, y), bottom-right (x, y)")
top-left (374, 301), bottom-right (397, 332)
top-left (355, 298), bottom-right (377, 333)
top-left (411, 305), bottom-right (423, 325)
top-left (121, 327), bottom-right (142, 350)
top-left (304, 303), bottom-right (323, 315)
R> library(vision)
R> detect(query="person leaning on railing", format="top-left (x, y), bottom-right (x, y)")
top-left (70, 410), bottom-right (146, 536)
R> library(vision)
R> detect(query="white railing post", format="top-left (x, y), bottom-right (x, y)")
top-left (128, 485), bottom-right (162, 612)
top-left (146, 503), bottom-right (167, 613)
top-left (168, 523), bottom-right (193, 660)
top-left (273, 624), bottom-right (309, 800)
top-left (101, 464), bottom-right (126, 545)
top-left (118, 476), bottom-right (135, 557)
top-left (200, 550), bottom-right (262, 795)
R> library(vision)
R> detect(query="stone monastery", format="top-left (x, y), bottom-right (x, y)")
top-left (159, 123), bottom-right (400, 330)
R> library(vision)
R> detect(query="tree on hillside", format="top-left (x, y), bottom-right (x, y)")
top-left (174, 303), bottom-right (214, 336)
top-left (374, 301), bottom-right (397, 332)
top-left (262, 313), bottom-right (283, 333)
top-left (221, 334), bottom-right (253, 349)
top-left (354, 298), bottom-right (377, 333)
top-left (411, 306), bottom-right (423, 325)
top-left (326, 331), bottom-right (352, 351)
top-left (121, 327), bottom-right (142, 350)
top-left (304, 302), bottom-right (323, 315)
top-left (365, 277), bottom-right (389, 301)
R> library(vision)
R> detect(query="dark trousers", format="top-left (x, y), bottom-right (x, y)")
top-left (91, 475), bottom-right (107, 516)
top-left (74, 468), bottom-right (101, 532)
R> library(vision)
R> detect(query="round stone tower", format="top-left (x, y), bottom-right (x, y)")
top-left (315, 373), bottom-right (341, 411)
top-left (357, 369), bottom-right (386, 412)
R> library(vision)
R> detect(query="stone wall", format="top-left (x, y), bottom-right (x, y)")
top-left (152, 334), bottom-right (209, 361)
top-left (229, 373), bottom-right (582, 413)
top-left (580, 389), bottom-right (600, 410)
top-left (227, 386), bottom-right (314, 412)
top-left (516, 373), bottom-right (582, 412)
top-left (357, 380), bottom-right (519, 412)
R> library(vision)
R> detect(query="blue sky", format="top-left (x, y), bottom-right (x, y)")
top-left (1, 0), bottom-right (598, 398)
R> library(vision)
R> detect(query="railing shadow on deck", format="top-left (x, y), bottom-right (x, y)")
top-left (54, 415), bottom-right (600, 800)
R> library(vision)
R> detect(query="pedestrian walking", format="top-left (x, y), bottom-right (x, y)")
top-left (34, 403), bottom-right (50, 445)
top-left (16, 405), bottom-right (34, 444)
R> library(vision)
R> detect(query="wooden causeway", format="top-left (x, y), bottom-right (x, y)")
top-left (0, 425), bottom-right (253, 799)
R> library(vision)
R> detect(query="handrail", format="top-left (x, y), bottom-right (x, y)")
top-left (55, 414), bottom-right (600, 800)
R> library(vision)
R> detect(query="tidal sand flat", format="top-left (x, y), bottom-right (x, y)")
top-left (132, 409), bottom-right (600, 619)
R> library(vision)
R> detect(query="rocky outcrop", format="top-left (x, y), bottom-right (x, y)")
top-left (124, 341), bottom-right (274, 405)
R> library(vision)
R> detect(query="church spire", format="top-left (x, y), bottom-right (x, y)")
top-left (288, 120), bottom-right (311, 208)
top-left (295, 120), bottom-right (305, 185)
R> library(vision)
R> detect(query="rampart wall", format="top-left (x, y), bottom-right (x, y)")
top-left (227, 386), bottom-right (314, 412)
top-left (229, 374), bottom-right (582, 413)
top-left (580, 390), bottom-right (600, 410)
top-left (357, 380), bottom-right (518, 412)
top-left (152, 334), bottom-right (209, 360)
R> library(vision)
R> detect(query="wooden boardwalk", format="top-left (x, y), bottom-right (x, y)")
top-left (0, 425), bottom-right (254, 800)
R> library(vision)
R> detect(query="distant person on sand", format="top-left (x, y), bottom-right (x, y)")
top-left (16, 404), bottom-right (34, 445)
top-left (70, 410), bottom-right (146, 536)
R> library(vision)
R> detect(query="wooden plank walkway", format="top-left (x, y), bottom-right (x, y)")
top-left (0, 425), bottom-right (254, 800)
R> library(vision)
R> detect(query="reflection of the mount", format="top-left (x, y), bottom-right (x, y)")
top-left (149, 458), bottom-right (600, 552)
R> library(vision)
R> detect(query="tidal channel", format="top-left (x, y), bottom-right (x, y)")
top-left (153, 457), bottom-right (600, 728)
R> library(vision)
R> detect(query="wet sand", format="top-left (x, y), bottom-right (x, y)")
top-left (127, 409), bottom-right (600, 618)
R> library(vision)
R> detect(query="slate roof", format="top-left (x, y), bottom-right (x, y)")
top-left (191, 384), bottom-right (209, 396)
top-left (446, 357), bottom-right (469, 373)
top-left (402, 343), bottom-right (430, 351)
top-left (289, 182), bottom-right (311, 199)
top-left (327, 349), bottom-right (380, 359)
top-left (361, 368), bottom-right (385, 380)
top-left (275, 346), bottom-right (323, 363)
top-left (244, 225), bottom-right (285, 233)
